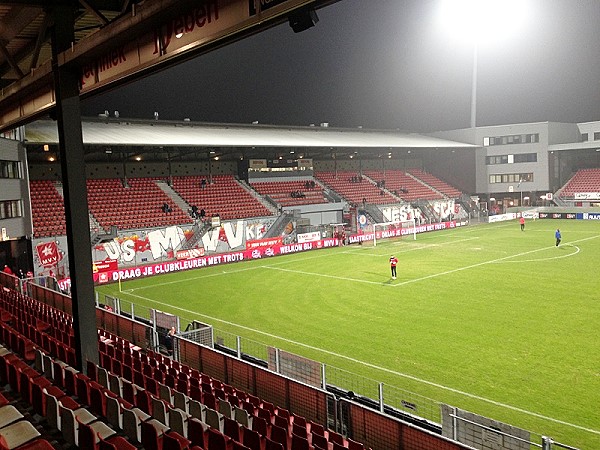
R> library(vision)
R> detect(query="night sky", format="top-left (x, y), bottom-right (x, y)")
top-left (82, 0), bottom-right (600, 132)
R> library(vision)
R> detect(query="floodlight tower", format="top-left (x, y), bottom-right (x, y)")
top-left (438, 0), bottom-right (529, 128)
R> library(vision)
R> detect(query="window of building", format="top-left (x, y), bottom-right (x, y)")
top-left (488, 133), bottom-right (538, 146)
top-left (594, 132), bottom-right (600, 141)
top-left (581, 133), bottom-right (589, 142)
top-left (513, 153), bottom-right (537, 163)
top-left (0, 200), bottom-right (22, 219)
top-left (489, 173), bottom-right (533, 184)
top-left (487, 153), bottom-right (536, 164)
top-left (0, 161), bottom-right (21, 179)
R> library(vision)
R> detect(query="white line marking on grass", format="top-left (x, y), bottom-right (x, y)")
top-left (262, 266), bottom-right (385, 285)
top-left (390, 235), bottom-right (600, 288)
top-left (494, 244), bottom-right (580, 263)
top-left (124, 250), bottom-right (371, 292)
top-left (120, 289), bottom-right (600, 437)
top-left (342, 237), bottom-right (480, 257)
top-left (125, 265), bottom-right (263, 292)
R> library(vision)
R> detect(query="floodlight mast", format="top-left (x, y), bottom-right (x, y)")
top-left (470, 43), bottom-right (478, 128)
top-left (438, 0), bottom-right (529, 128)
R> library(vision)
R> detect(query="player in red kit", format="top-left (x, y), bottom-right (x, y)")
top-left (389, 255), bottom-right (398, 280)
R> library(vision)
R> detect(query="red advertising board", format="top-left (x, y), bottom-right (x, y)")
top-left (246, 237), bottom-right (282, 250)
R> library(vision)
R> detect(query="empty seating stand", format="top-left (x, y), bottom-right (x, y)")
top-left (0, 277), bottom-right (374, 450)
top-left (315, 171), bottom-right (397, 205)
top-left (407, 169), bottom-right (462, 198)
top-left (171, 175), bottom-right (272, 220)
top-left (29, 181), bottom-right (67, 238)
top-left (363, 170), bottom-right (442, 201)
top-left (559, 167), bottom-right (600, 197)
top-left (251, 180), bottom-right (327, 207)
top-left (87, 178), bottom-right (190, 230)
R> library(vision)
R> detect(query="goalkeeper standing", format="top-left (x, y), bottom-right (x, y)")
top-left (389, 255), bottom-right (398, 280)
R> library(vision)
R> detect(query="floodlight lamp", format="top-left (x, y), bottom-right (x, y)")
top-left (438, 0), bottom-right (529, 46)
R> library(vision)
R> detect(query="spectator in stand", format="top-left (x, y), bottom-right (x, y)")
top-left (200, 208), bottom-right (206, 219)
top-left (200, 178), bottom-right (207, 189)
top-left (2, 265), bottom-right (13, 275)
top-left (165, 326), bottom-right (176, 355)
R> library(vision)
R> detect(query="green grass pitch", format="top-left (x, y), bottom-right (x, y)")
top-left (96, 219), bottom-right (600, 449)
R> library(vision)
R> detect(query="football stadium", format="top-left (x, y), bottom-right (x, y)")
top-left (1, 1), bottom-right (600, 450)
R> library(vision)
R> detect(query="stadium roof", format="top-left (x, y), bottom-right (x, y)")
top-left (24, 118), bottom-right (475, 150)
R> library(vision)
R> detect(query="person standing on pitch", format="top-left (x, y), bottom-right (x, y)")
top-left (389, 255), bottom-right (398, 280)
top-left (520, 216), bottom-right (525, 231)
top-left (555, 228), bottom-right (561, 246)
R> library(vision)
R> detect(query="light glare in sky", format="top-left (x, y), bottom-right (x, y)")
top-left (438, 0), bottom-right (529, 46)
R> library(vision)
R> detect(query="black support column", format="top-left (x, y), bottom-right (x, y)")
top-left (50, 3), bottom-right (98, 371)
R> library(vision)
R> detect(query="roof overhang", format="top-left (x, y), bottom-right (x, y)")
top-left (24, 118), bottom-right (477, 149)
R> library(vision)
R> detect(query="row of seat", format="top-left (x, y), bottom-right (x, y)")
top-left (0, 346), bottom-right (57, 449)
top-left (0, 281), bottom-right (372, 450)
top-left (406, 169), bottom-right (461, 198)
top-left (0, 290), bottom-right (76, 369)
top-left (560, 168), bottom-right (600, 195)
top-left (362, 170), bottom-right (443, 201)
top-left (29, 181), bottom-right (67, 238)
top-left (96, 326), bottom-right (367, 450)
top-left (315, 172), bottom-right (398, 205)
top-left (96, 347), bottom-right (361, 450)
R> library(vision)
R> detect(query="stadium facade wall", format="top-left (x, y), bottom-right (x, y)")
top-left (0, 138), bottom-right (33, 241)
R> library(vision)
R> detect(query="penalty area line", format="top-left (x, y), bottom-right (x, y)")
top-left (119, 289), bottom-right (600, 437)
top-left (390, 234), bottom-right (600, 288)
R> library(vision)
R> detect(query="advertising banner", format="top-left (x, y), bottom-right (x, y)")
top-left (574, 192), bottom-right (600, 200)
top-left (246, 237), bottom-right (282, 250)
top-left (297, 231), bottom-right (321, 243)
top-left (348, 221), bottom-right (456, 244)
top-left (538, 212), bottom-right (578, 220)
top-left (90, 221), bottom-right (460, 285)
top-left (98, 238), bottom-right (340, 282)
top-left (578, 212), bottom-right (600, 220)
top-left (35, 241), bottom-right (63, 268)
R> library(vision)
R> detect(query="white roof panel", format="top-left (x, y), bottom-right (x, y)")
top-left (25, 119), bottom-right (476, 149)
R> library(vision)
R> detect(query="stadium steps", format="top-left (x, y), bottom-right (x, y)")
top-left (179, 221), bottom-right (211, 250)
top-left (236, 178), bottom-right (279, 214)
top-left (405, 171), bottom-right (447, 198)
top-left (155, 180), bottom-right (192, 216)
top-left (49, 180), bottom-right (107, 235)
top-left (361, 174), bottom-right (403, 203)
top-left (263, 212), bottom-right (295, 239)
top-left (362, 203), bottom-right (385, 223)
